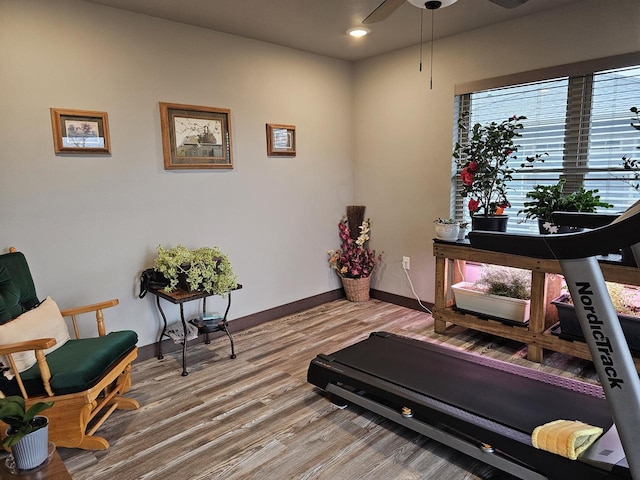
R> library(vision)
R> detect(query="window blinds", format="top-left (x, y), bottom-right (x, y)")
top-left (453, 64), bottom-right (640, 234)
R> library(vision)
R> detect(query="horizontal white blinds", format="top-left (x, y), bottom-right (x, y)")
top-left (453, 64), bottom-right (640, 234)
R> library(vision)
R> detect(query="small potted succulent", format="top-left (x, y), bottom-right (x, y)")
top-left (518, 179), bottom-right (613, 234)
top-left (433, 218), bottom-right (460, 241)
top-left (0, 396), bottom-right (53, 471)
top-left (453, 113), bottom-right (546, 232)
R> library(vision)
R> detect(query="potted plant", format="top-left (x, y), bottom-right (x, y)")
top-left (0, 396), bottom-right (53, 470)
top-left (452, 265), bottom-right (532, 323)
top-left (453, 114), bottom-right (546, 232)
top-left (328, 206), bottom-right (382, 302)
top-left (518, 179), bottom-right (613, 234)
top-left (433, 218), bottom-right (460, 241)
top-left (553, 283), bottom-right (640, 352)
top-left (154, 245), bottom-right (237, 296)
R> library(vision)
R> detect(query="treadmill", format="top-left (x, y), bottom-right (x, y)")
top-left (307, 201), bottom-right (640, 480)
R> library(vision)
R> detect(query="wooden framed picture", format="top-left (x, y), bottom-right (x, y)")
top-left (50, 108), bottom-right (110, 154)
top-left (266, 123), bottom-right (296, 156)
top-left (160, 102), bottom-right (233, 170)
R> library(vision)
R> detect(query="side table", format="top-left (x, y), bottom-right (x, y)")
top-left (0, 450), bottom-right (71, 480)
top-left (148, 284), bottom-right (242, 376)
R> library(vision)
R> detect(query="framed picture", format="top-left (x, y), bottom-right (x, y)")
top-left (160, 102), bottom-right (233, 170)
top-left (266, 123), bottom-right (296, 156)
top-left (50, 108), bottom-right (111, 154)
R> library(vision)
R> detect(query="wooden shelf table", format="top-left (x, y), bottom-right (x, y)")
top-left (433, 238), bottom-right (640, 366)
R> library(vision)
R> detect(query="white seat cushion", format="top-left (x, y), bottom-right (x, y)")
top-left (0, 297), bottom-right (70, 378)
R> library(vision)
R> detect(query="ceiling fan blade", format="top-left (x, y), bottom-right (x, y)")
top-left (488, 0), bottom-right (529, 8)
top-left (363, 0), bottom-right (407, 24)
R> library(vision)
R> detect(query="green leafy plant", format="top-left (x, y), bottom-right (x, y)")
top-left (0, 396), bottom-right (53, 448)
top-left (518, 179), bottom-right (613, 222)
top-left (155, 245), bottom-right (237, 296)
top-left (453, 113), bottom-right (546, 217)
top-left (474, 265), bottom-right (531, 300)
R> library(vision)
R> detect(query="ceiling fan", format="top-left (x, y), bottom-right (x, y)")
top-left (363, 0), bottom-right (529, 24)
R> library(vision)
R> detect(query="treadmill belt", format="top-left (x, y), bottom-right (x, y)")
top-left (327, 332), bottom-right (613, 436)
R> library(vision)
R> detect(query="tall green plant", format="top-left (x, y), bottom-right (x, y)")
top-left (453, 114), bottom-right (546, 216)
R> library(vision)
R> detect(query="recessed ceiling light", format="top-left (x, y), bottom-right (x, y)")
top-left (347, 27), bottom-right (370, 38)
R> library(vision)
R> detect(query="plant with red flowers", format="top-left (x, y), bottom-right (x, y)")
top-left (453, 114), bottom-right (546, 216)
top-left (328, 216), bottom-right (381, 279)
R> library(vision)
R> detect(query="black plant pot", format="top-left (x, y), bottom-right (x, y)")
top-left (471, 215), bottom-right (508, 232)
top-left (552, 293), bottom-right (640, 354)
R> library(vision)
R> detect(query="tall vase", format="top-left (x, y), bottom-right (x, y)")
top-left (341, 276), bottom-right (371, 302)
top-left (471, 215), bottom-right (508, 232)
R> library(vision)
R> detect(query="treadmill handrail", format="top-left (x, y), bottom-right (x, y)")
top-left (468, 200), bottom-right (640, 260)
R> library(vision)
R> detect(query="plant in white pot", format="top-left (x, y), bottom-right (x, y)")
top-left (452, 265), bottom-right (532, 323)
top-left (433, 218), bottom-right (460, 241)
top-left (0, 396), bottom-right (53, 471)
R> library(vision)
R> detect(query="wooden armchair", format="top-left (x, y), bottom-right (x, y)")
top-left (0, 248), bottom-right (139, 450)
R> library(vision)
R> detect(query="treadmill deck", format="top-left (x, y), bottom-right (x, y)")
top-left (308, 332), bottom-right (629, 480)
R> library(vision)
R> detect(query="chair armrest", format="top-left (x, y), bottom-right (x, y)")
top-left (59, 299), bottom-right (119, 317)
top-left (0, 339), bottom-right (56, 398)
top-left (0, 338), bottom-right (56, 356)
top-left (60, 299), bottom-right (119, 338)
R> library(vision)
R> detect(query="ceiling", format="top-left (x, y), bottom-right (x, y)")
top-left (82, 0), bottom-right (582, 61)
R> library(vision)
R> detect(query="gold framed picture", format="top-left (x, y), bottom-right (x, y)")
top-left (160, 102), bottom-right (233, 170)
top-left (266, 123), bottom-right (296, 156)
top-left (50, 108), bottom-right (110, 154)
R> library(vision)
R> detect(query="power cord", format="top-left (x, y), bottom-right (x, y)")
top-left (402, 264), bottom-right (433, 315)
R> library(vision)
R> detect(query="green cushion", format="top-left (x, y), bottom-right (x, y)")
top-left (0, 331), bottom-right (138, 396)
top-left (0, 252), bottom-right (39, 325)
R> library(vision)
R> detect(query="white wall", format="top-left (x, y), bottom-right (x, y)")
top-left (2, 0), bottom-right (639, 348)
top-left (354, 0), bottom-right (640, 303)
top-left (0, 0), bottom-right (354, 346)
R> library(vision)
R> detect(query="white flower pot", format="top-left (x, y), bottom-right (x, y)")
top-left (452, 281), bottom-right (530, 323)
top-left (435, 223), bottom-right (460, 241)
top-left (8, 417), bottom-right (49, 470)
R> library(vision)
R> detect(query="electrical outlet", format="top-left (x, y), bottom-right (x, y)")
top-left (402, 256), bottom-right (410, 270)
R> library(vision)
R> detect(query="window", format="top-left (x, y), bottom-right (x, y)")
top-left (453, 62), bottom-right (640, 234)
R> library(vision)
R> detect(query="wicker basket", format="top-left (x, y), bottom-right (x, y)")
top-left (342, 276), bottom-right (371, 302)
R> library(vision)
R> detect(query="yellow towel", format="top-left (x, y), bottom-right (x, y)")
top-left (531, 420), bottom-right (603, 460)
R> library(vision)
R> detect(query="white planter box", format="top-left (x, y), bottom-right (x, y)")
top-left (451, 281), bottom-right (531, 323)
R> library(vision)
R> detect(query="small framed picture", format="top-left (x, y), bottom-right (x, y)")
top-left (266, 123), bottom-right (296, 156)
top-left (160, 102), bottom-right (233, 170)
top-left (50, 108), bottom-right (111, 154)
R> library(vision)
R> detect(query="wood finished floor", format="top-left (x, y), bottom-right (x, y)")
top-left (56, 299), bottom-right (599, 479)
